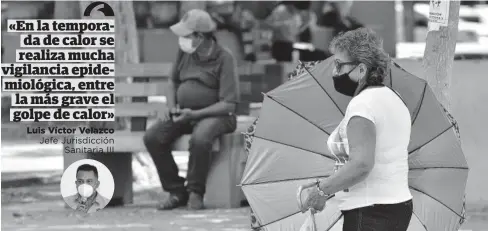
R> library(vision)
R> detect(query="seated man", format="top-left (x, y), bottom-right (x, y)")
top-left (143, 9), bottom-right (240, 210)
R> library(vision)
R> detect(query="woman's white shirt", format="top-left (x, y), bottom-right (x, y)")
top-left (327, 86), bottom-right (413, 211)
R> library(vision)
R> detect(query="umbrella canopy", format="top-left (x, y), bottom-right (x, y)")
top-left (241, 58), bottom-right (468, 231)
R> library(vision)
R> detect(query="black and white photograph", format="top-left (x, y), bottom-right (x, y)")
top-left (1, 0), bottom-right (487, 231)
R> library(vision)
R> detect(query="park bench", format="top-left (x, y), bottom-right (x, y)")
top-left (59, 61), bottom-right (289, 208)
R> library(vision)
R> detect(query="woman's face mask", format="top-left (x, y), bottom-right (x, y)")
top-left (178, 35), bottom-right (201, 54)
top-left (332, 67), bottom-right (359, 97)
top-left (332, 60), bottom-right (359, 97)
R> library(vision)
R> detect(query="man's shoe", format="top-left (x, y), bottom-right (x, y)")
top-left (187, 192), bottom-right (204, 210)
top-left (157, 192), bottom-right (188, 210)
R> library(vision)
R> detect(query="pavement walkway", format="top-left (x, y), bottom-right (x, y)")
top-left (3, 183), bottom-right (488, 231)
top-left (1, 182), bottom-right (251, 231)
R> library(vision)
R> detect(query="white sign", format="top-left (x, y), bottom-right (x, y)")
top-left (428, 0), bottom-right (450, 31)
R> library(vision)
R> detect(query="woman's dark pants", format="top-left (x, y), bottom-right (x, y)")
top-left (143, 115), bottom-right (237, 196)
top-left (342, 199), bottom-right (413, 231)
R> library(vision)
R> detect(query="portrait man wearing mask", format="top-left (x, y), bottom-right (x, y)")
top-left (64, 164), bottom-right (110, 213)
top-left (143, 9), bottom-right (240, 210)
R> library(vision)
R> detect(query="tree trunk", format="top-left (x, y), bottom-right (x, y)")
top-left (422, 0), bottom-right (460, 112)
top-left (422, 0), bottom-right (461, 138)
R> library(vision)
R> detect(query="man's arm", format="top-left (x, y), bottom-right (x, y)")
top-left (192, 101), bottom-right (236, 118)
top-left (167, 50), bottom-right (184, 109)
top-left (166, 81), bottom-right (178, 110)
top-left (192, 51), bottom-right (240, 119)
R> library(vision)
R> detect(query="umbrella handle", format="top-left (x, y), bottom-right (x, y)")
top-left (297, 183), bottom-right (336, 212)
top-left (296, 182), bottom-right (318, 210)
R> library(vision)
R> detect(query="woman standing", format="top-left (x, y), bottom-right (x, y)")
top-left (300, 28), bottom-right (413, 230)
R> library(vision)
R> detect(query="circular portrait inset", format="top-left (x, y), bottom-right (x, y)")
top-left (61, 159), bottom-right (114, 213)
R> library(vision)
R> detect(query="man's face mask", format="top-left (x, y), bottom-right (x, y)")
top-left (77, 183), bottom-right (94, 198)
top-left (178, 35), bottom-right (201, 54)
top-left (75, 170), bottom-right (98, 198)
top-left (332, 60), bottom-right (359, 97)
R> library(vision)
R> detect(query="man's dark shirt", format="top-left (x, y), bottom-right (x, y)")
top-left (172, 44), bottom-right (240, 110)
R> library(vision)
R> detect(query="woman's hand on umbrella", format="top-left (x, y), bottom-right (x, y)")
top-left (301, 188), bottom-right (327, 213)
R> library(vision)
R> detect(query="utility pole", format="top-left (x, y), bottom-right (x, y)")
top-left (422, 0), bottom-right (461, 112)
